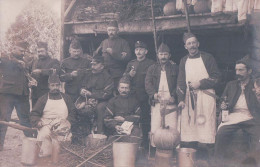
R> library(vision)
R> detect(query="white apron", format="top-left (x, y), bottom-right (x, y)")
top-left (181, 56), bottom-right (216, 144)
top-left (150, 71), bottom-right (178, 147)
top-left (218, 90), bottom-right (253, 129)
top-left (37, 94), bottom-right (69, 156)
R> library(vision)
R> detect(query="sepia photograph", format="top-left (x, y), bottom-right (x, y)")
top-left (0, 0), bottom-right (260, 166)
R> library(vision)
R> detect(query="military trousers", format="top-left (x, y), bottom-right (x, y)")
top-left (0, 94), bottom-right (32, 147)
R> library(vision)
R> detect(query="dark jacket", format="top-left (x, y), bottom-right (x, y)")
top-left (124, 58), bottom-right (155, 102)
top-left (31, 56), bottom-right (60, 100)
top-left (99, 36), bottom-right (131, 78)
top-left (104, 94), bottom-right (141, 130)
top-left (81, 69), bottom-right (114, 101)
top-left (60, 56), bottom-right (91, 101)
top-left (145, 61), bottom-right (178, 105)
top-left (177, 51), bottom-right (221, 102)
top-left (221, 79), bottom-right (260, 121)
top-left (0, 55), bottom-right (29, 95)
top-left (30, 92), bottom-right (76, 127)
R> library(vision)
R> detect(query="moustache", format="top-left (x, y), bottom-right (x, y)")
top-left (50, 89), bottom-right (60, 93)
top-left (121, 91), bottom-right (128, 95)
top-left (236, 74), bottom-right (243, 79)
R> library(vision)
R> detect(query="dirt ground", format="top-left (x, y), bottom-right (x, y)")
top-left (0, 112), bottom-right (26, 167)
top-left (0, 112), bottom-right (153, 167)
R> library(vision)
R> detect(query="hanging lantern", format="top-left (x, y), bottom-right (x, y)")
top-left (163, 1), bottom-right (177, 16)
top-left (194, 0), bottom-right (210, 14)
top-left (153, 128), bottom-right (180, 150)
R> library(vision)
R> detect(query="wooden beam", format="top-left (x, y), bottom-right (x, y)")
top-left (70, 14), bottom-right (238, 35)
top-left (64, 0), bottom-right (77, 19)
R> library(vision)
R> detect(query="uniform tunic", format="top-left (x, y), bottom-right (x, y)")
top-left (60, 56), bottom-right (91, 102)
top-left (81, 69), bottom-right (114, 101)
top-left (0, 55), bottom-right (32, 147)
top-left (214, 79), bottom-right (260, 166)
top-left (104, 94), bottom-right (141, 136)
top-left (31, 56), bottom-right (60, 106)
top-left (145, 61), bottom-right (179, 147)
top-left (125, 58), bottom-right (155, 102)
top-left (99, 36), bottom-right (131, 83)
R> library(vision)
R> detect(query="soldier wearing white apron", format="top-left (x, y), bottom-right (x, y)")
top-left (30, 72), bottom-right (76, 157)
top-left (177, 32), bottom-right (221, 160)
top-left (145, 43), bottom-right (179, 147)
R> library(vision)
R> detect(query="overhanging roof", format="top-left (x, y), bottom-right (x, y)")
top-left (64, 13), bottom-right (244, 35)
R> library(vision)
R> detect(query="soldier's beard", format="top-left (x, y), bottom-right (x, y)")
top-left (49, 89), bottom-right (60, 94)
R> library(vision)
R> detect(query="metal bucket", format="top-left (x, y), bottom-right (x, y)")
top-left (113, 137), bottom-right (139, 167)
top-left (177, 148), bottom-right (196, 167)
top-left (21, 137), bottom-right (42, 166)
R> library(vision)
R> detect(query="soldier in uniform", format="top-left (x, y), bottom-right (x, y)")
top-left (0, 42), bottom-right (33, 150)
top-left (145, 43), bottom-right (179, 148)
top-left (79, 55), bottom-right (114, 135)
top-left (30, 41), bottom-right (60, 107)
top-left (104, 76), bottom-right (141, 137)
top-left (60, 39), bottom-right (91, 102)
top-left (96, 20), bottom-right (131, 88)
top-left (124, 41), bottom-right (154, 149)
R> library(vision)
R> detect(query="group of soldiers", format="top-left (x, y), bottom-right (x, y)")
top-left (0, 20), bottom-right (260, 166)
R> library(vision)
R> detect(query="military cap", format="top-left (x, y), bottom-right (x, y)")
top-left (91, 54), bottom-right (104, 64)
top-left (37, 41), bottom-right (48, 50)
top-left (119, 76), bottom-right (130, 85)
top-left (15, 41), bottom-right (29, 49)
top-left (48, 72), bottom-right (61, 84)
top-left (70, 39), bottom-right (82, 50)
top-left (135, 41), bottom-right (147, 49)
top-left (108, 20), bottom-right (118, 28)
top-left (158, 43), bottom-right (170, 53)
top-left (183, 32), bottom-right (197, 43)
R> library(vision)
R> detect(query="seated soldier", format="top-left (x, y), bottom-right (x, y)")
top-left (104, 77), bottom-right (141, 137)
top-left (214, 59), bottom-right (260, 167)
top-left (78, 54), bottom-right (114, 137)
top-left (30, 72), bottom-right (75, 157)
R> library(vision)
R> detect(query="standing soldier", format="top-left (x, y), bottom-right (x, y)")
top-left (60, 39), bottom-right (91, 102)
top-left (177, 32), bottom-right (221, 160)
top-left (124, 41), bottom-right (154, 149)
top-left (0, 42), bottom-right (33, 150)
top-left (96, 20), bottom-right (131, 88)
top-left (145, 43), bottom-right (179, 148)
top-left (30, 41), bottom-right (60, 107)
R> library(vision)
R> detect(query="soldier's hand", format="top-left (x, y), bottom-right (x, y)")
top-left (32, 69), bottom-right (41, 75)
top-left (71, 70), bottom-right (78, 77)
top-left (154, 93), bottom-right (160, 100)
top-left (106, 48), bottom-right (113, 55)
top-left (190, 81), bottom-right (200, 89)
top-left (129, 69), bottom-right (136, 77)
top-left (114, 116), bottom-right (125, 122)
top-left (121, 52), bottom-right (127, 58)
top-left (168, 97), bottom-right (175, 104)
top-left (115, 125), bottom-right (123, 134)
top-left (37, 121), bottom-right (44, 129)
top-left (17, 60), bottom-right (25, 68)
top-left (80, 89), bottom-right (92, 97)
top-left (178, 101), bottom-right (185, 109)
